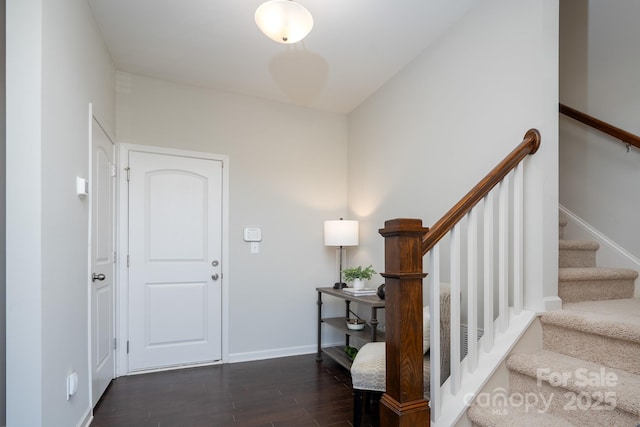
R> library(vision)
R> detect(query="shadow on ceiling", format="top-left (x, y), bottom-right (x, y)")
top-left (268, 49), bottom-right (329, 106)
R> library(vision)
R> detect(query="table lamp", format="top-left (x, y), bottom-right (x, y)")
top-left (324, 218), bottom-right (359, 289)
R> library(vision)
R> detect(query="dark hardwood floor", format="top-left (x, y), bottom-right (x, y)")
top-left (91, 354), bottom-right (380, 427)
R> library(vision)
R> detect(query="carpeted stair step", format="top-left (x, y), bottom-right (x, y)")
top-left (467, 399), bottom-right (577, 427)
top-left (507, 350), bottom-right (640, 426)
top-left (559, 240), bottom-right (599, 268)
top-left (558, 267), bottom-right (637, 303)
top-left (542, 298), bottom-right (640, 375)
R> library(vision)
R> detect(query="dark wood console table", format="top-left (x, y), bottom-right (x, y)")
top-left (316, 287), bottom-right (386, 369)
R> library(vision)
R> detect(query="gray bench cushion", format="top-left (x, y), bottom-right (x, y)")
top-left (350, 284), bottom-right (451, 399)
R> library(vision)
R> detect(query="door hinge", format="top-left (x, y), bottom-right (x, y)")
top-left (125, 167), bottom-right (131, 182)
top-left (111, 163), bottom-right (117, 177)
top-left (126, 341), bottom-right (130, 354)
top-left (113, 251), bottom-right (117, 264)
top-left (113, 338), bottom-right (117, 350)
top-left (126, 255), bottom-right (130, 268)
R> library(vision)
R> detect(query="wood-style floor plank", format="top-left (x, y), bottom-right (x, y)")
top-left (91, 354), bottom-right (379, 427)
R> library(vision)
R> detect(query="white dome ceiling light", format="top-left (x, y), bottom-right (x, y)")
top-left (255, 0), bottom-right (314, 44)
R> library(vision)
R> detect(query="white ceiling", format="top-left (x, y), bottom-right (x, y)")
top-left (88, 0), bottom-right (479, 114)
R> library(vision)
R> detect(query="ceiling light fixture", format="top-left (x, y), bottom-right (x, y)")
top-left (255, 0), bottom-right (314, 44)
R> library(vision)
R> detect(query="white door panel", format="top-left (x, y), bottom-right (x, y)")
top-left (128, 151), bottom-right (223, 371)
top-left (91, 116), bottom-right (115, 406)
top-left (147, 171), bottom-right (206, 261)
top-left (146, 282), bottom-right (207, 345)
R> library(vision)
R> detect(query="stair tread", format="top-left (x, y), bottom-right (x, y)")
top-left (467, 400), bottom-right (577, 427)
top-left (507, 350), bottom-right (640, 415)
top-left (558, 240), bottom-right (599, 250)
top-left (542, 298), bottom-right (640, 343)
top-left (559, 267), bottom-right (639, 281)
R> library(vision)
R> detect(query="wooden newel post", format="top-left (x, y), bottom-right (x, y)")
top-left (379, 218), bottom-right (430, 427)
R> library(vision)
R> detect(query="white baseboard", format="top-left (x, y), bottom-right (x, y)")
top-left (543, 296), bottom-right (563, 311)
top-left (78, 407), bottom-right (92, 427)
top-left (560, 205), bottom-right (640, 296)
top-left (228, 342), bottom-right (342, 364)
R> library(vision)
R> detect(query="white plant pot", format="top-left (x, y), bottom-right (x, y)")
top-left (352, 278), bottom-right (365, 290)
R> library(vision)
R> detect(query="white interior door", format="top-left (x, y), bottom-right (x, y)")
top-left (127, 150), bottom-right (223, 371)
top-left (90, 116), bottom-right (116, 405)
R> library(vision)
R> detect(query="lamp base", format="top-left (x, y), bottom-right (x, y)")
top-left (333, 282), bottom-right (347, 289)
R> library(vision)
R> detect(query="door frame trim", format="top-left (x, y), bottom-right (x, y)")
top-left (116, 143), bottom-right (230, 376)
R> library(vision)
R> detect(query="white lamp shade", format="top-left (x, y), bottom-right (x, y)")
top-left (324, 220), bottom-right (359, 247)
top-left (255, 0), bottom-right (313, 44)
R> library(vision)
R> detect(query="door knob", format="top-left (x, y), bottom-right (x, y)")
top-left (211, 273), bottom-right (219, 281)
top-left (92, 273), bottom-right (106, 282)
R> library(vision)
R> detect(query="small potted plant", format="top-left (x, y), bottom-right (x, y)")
top-left (342, 265), bottom-right (377, 290)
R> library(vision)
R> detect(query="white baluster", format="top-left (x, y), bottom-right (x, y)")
top-left (514, 163), bottom-right (524, 314)
top-left (450, 224), bottom-right (461, 394)
top-left (498, 174), bottom-right (510, 332)
top-left (467, 207), bottom-right (478, 372)
top-left (428, 245), bottom-right (441, 422)
top-left (483, 193), bottom-right (494, 352)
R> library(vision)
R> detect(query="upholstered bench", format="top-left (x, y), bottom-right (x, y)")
top-left (350, 342), bottom-right (385, 427)
top-left (350, 284), bottom-right (451, 427)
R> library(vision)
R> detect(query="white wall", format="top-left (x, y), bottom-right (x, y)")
top-left (559, 0), bottom-right (640, 260)
top-left (116, 73), bottom-right (348, 360)
top-left (348, 0), bottom-right (559, 313)
top-left (0, 0), bottom-right (6, 424)
top-left (4, 1), bottom-right (561, 423)
top-left (6, 0), bottom-right (115, 425)
top-left (6, 1), bottom-right (44, 425)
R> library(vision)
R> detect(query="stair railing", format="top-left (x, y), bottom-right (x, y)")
top-left (378, 129), bottom-right (541, 426)
top-left (559, 103), bottom-right (640, 151)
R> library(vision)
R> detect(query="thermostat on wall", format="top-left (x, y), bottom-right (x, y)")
top-left (243, 227), bottom-right (262, 242)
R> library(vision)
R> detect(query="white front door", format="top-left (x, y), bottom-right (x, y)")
top-left (90, 116), bottom-right (116, 405)
top-left (127, 150), bottom-right (223, 371)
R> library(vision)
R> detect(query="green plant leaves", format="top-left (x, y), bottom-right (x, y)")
top-left (341, 265), bottom-right (377, 282)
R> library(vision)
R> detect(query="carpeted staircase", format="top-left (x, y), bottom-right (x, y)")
top-left (467, 216), bottom-right (640, 426)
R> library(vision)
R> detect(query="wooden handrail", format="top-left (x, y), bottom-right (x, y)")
top-left (379, 130), bottom-right (540, 425)
top-left (421, 129), bottom-right (541, 255)
top-left (559, 103), bottom-right (640, 150)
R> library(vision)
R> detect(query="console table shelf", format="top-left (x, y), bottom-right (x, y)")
top-left (321, 346), bottom-right (354, 370)
top-left (316, 287), bottom-right (386, 369)
top-left (322, 317), bottom-right (386, 342)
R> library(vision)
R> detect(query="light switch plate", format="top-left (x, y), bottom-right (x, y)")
top-left (76, 177), bottom-right (89, 198)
